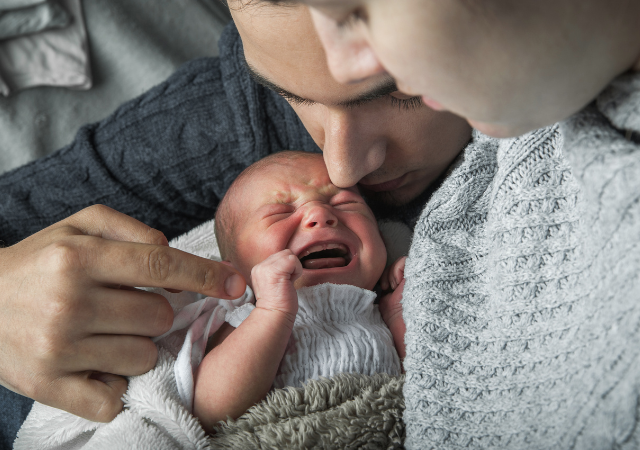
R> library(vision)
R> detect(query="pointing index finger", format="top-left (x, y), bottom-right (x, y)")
top-left (86, 237), bottom-right (246, 298)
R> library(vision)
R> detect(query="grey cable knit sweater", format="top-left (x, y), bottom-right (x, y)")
top-left (403, 73), bottom-right (640, 449)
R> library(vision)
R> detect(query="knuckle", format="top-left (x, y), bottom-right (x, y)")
top-left (153, 299), bottom-right (174, 334)
top-left (92, 390), bottom-right (125, 423)
top-left (41, 240), bottom-right (82, 275)
top-left (84, 203), bottom-right (112, 217)
top-left (33, 328), bottom-right (72, 362)
top-left (19, 377), bottom-right (43, 401)
top-left (40, 290), bottom-right (81, 326)
top-left (75, 204), bottom-right (112, 224)
top-left (200, 264), bottom-right (221, 292)
top-left (139, 340), bottom-right (159, 372)
top-left (21, 383), bottom-right (37, 401)
top-left (145, 247), bottom-right (173, 282)
top-left (251, 264), bottom-right (264, 281)
top-left (145, 227), bottom-right (168, 246)
top-left (34, 294), bottom-right (85, 360)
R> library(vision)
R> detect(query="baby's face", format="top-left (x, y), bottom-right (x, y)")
top-left (230, 155), bottom-right (386, 291)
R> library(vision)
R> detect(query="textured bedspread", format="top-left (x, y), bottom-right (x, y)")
top-left (0, 0), bottom-right (230, 175)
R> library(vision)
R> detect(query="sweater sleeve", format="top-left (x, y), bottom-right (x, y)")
top-left (0, 23), bottom-right (318, 246)
top-left (0, 57), bottom-right (233, 245)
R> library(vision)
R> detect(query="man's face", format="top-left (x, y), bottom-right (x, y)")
top-left (294, 0), bottom-right (639, 137)
top-left (230, 154), bottom-right (387, 291)
top-left (230, 2), bottom-right (471, 206)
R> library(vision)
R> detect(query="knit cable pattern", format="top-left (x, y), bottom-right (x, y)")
top-left (403, 73), bottom-right (640, 449)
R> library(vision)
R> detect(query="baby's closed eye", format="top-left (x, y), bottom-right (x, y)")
top-left (331, 191), bottom-right (367, 210)
top-left (261, 204), bottom-right (294, 219)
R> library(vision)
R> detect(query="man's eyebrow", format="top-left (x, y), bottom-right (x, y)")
top-left (244, 60), bottom-right (398, 108)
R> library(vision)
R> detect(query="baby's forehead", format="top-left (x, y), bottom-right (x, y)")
top-left (263, 169), bottom-right (336, 197)
top-left (228, 154), bottom-right (360, 214)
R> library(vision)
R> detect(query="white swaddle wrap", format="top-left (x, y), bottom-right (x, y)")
top-left (163, 282), bottom-right (401, 411)
top-left (274, 283), bottom-right (401, 389)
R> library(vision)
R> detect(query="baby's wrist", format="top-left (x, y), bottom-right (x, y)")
top-left (254, 305), bottom-right (297, 328)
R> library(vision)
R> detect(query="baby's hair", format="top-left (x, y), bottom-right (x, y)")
top-left (215, 151), bottom-right (323, 261)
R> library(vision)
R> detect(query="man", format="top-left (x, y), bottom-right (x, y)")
top-left (0, 2), bottom-right (471, 446)
top-left (265, 1), bottom-right (640, 448)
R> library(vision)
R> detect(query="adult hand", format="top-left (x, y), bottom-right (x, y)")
top-left (0, 205), bottom-right (246, 422)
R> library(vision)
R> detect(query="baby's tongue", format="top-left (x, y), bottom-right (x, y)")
top-left (302, 256), bottom-right (347, 270)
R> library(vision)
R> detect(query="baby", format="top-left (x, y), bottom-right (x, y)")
top-left (193, 150), bottom-right (407, 431)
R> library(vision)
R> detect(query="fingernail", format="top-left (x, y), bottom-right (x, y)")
top-left (225, 274), bottom-right (245, 298)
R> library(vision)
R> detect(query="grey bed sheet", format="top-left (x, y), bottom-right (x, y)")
top-left (0, 0), bottom-right (231, 175)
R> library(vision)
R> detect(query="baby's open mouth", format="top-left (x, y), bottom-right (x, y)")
top-left (298, 243), bottom-right (351, 270)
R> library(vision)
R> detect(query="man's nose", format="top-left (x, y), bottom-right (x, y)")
top-left (303, 204), bottom-right (338, 229)
top-left (310, 8), bottom-right (386, 85)
top-left (322, 109), bottom-right (386, 188)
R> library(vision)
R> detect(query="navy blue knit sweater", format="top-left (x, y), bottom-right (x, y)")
top-left (0, 24), bottom-right (319, 247)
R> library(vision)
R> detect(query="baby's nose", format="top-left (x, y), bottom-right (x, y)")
top-left (304, 205), bottom-right (338, 228)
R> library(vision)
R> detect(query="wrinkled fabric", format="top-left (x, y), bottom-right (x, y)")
top-left (0, 1), bottom-right (70, 41)
top-left (0, 0), bottom-right (89, 96)
top-left (153, 286), bottom-right (255, 412)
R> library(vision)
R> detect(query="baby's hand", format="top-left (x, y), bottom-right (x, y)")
top-left (380, 256), bottom-right (406, 292)
top-left (378, 257), bottom-right (407, 362)
top-left (251, 249), bottom-right (302, 322)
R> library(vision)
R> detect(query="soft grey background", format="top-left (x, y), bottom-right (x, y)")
top-left (0, 0), bottom-right (231, 174)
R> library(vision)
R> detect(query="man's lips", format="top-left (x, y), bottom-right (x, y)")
top-left (358, 173), bottom-right (408, 192)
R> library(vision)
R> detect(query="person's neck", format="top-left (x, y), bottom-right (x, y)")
top-left (600, 5), bottom-right (640, 74)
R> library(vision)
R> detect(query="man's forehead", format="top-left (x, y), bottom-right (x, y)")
top-left (231, 1), bottom-right (396, 107)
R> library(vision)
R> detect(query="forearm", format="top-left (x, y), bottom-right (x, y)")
top-left (193, 307), bottom-right (294, 431)
top-left (0, 58), bottom-right (231, 245)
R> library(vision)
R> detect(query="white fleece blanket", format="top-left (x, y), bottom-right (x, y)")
top-left (14, 218), bottom-right (410, 450)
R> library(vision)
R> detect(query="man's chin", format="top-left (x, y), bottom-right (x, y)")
top-left (361, 186), bottom-right (420, 209)
top-left (361, 179), bottom-right (443, 224)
